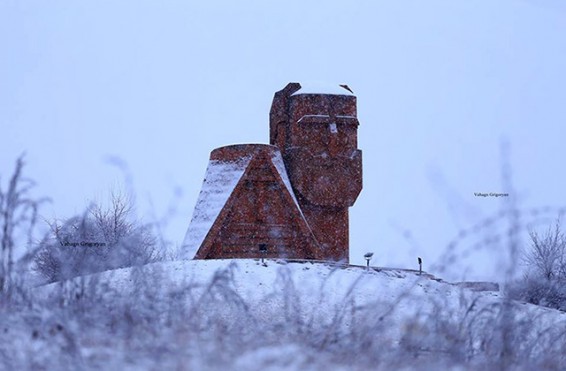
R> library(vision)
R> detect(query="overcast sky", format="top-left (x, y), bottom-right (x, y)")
top-left (2, 0), bottom-right (565, 281)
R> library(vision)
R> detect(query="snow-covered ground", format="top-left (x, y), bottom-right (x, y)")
top-left (11, 258), bottom-right (561, 370)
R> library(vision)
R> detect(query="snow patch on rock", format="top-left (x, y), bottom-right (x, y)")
top-left (180, 157), bottom-right (252, 259)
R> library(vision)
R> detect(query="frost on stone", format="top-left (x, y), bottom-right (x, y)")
top-left (290, 82), bottom-right (355, 96)
top-left (180, 157), bottom-right (252, 259)
top-left (329, 122), bottom-right (338, 134)
top-left (270, 150), bottom-right (302, 212)
top-left (297, 114), bottom-right (330, 123)
top-left (180, 149), bottom-right (312, 260)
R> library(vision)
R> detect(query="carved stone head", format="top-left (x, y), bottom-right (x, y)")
top-left (270, 83), bottom-right (362, 207)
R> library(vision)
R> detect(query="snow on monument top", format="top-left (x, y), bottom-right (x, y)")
top-left (290, 82), bottom-right (354, 96)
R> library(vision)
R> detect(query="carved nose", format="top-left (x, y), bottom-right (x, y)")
top-left (328, 123), bottom-right (339, 157)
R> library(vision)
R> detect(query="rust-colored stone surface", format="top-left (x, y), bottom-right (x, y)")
top-left (270, 83), bottom-right (363, 262)
top-left (183, 83), bottom-right (362, 263)
top-left (191, 144), bottom-right (318, 260)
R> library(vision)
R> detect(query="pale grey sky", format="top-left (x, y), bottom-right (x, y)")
top-left (2, 0), bottom-right (565, 281)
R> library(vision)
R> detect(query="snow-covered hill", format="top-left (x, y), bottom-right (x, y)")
top-left (22, 259), bottom-right (565, 370)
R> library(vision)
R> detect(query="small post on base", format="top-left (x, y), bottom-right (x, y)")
top-left (364, 252), bottom-right (374, 271)
top-left (418, 257), bottom-right (422, 275)
top-left (259, 244), bottom-right (268, 264)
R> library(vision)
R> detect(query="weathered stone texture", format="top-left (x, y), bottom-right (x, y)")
top-left (184, 83), bottom-right (363, 263)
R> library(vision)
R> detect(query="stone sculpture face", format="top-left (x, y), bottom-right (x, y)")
top-left (268, 83), bottom-right (363, 262)
top-left (282, 92), bottom-right (363, 208)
